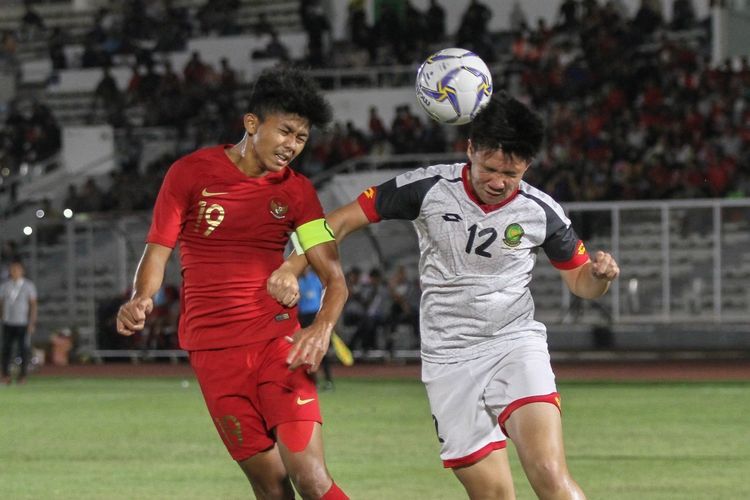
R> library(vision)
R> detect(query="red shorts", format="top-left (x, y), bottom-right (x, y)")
top-left (189, 336), bottom-right (321, 461)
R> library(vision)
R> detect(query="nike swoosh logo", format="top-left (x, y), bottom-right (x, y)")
top-left (296, 397), bottom-right (315, 406)
top-left (202, 188), bottom-right (228, 197)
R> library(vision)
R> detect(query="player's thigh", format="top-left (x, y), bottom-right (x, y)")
top-left (189, 345), bottom-right (276, 460)
top-left (422, 358), bottom-right (506, 467)
top-left (452, 448), bottom-right (516, 500)
top-left (484, 337), bottom-right (559, 435)
top-left (503, 402), bottom-right (567, 466)
top-left (274, 421), bottom-right (327, 472)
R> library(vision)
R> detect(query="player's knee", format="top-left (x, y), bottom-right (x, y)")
top-left (467, 481), bottom-right (514, 500)
top-left (244, 471), bottom-right (294, 499)
top-left (288, 465), bottom-right (331, 499)
top-left (527, 459), bottom-right (571, 495)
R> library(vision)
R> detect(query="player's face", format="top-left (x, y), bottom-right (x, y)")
top-left (467, 142), bottom-right (530, 205)
top-left (245, 112), bottom-right (311, 173)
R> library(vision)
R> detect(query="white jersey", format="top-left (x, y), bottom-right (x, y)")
top-left (357, 163), bottom-right (589, 363)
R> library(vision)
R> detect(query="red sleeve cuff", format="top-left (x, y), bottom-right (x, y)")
top-left (549, 240), bottom-right (590, 270)
top-left (356, 189), bottom-right (382, 223)
top-left (146, 234), bottom-right (177, 249)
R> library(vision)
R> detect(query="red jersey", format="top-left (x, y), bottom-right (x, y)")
top-left (147, 145), bottom-right (324, 350)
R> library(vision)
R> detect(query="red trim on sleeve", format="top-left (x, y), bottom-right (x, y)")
top-left (498, 392), bottom-right (562, 436)
top-left (549, 240), bottom-right (590, 270)
top-left (442, 440), bottom-right (507, 469)
top-left (356, 187), bottom-right (382, 223)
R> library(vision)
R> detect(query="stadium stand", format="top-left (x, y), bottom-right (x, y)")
top-left (1, 0), bottom-right (749, 362)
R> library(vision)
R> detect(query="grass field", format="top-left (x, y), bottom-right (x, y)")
top-left (1, 376), bottom-right (749, 499)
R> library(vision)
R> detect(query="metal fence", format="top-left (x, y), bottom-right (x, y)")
top-left (14, 197), bottom-right (750, 360)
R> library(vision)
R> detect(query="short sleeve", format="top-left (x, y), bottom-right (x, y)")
top-left (357, 172), bottom-right (441, 222)
top-left (543, 220), bottom-right (589, 270)
top-left (293, 176), bottom-right (325, 226)
top-left (147, 160), bottom-right (194, 248)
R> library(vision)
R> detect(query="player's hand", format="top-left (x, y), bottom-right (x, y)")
top-left (590, 251), bottom-right (620, 281)
top-left (285, 323), bottom-right (331, 373)
top-left (267, 268), bottom-right (300, 307)
top-left (116, 296), bottom-right (153, 336)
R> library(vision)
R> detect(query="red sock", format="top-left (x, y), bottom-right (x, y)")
top-left (321, 482), bottom-right (348, 500)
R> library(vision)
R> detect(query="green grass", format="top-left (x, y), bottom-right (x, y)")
top-left (1, 377), bottom-right (749, 499)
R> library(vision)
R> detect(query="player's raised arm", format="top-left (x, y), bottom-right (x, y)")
top-left (559, 250), bottom-right (620, 299)
top-left (267, 200), bottom-right (371, 306)
top-left (285, 238), bottom-right (347, 372)
top-left (116, 243), bottom-right (172, 335)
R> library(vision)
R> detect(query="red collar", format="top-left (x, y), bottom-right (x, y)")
top-left (461, 164), bottom-right (519, 213)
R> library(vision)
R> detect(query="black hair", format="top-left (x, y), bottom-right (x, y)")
top-left (469, 92), bottom-right (544, 161)
top-left (247, 66), bottom-right (332, 129)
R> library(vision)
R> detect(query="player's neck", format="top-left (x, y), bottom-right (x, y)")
top-left (225, 143), bottom-right (267, 178)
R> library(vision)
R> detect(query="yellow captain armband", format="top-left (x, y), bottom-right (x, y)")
top-left (295, 218), bottom-right (335, 252)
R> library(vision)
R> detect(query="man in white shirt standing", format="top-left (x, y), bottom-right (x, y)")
top-left (1, 261), bottom-right (37, 385)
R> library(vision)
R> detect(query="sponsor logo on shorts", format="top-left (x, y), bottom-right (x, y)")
top-left (214, 414), bottom-right (243, 447)
top-left (554, 395), bottom-right (562, 409)
top-left (296, 396), bottom-right (315, 406)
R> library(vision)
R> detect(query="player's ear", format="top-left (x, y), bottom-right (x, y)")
top-left (244, 113), bottom-right (259, 135)
top-left (466, 139), bottom-right (474, 158)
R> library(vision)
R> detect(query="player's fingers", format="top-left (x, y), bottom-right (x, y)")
top-left (286, 342), bottom-right (304, 367)
top-left (285, 291), bottom-right (300, 307)
top-left (117, 308), bottom-right (141, 329)
top-left (116, 318), bottom-right (136, 336)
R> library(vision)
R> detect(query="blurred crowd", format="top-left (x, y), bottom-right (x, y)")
top-left (513, 0), bottom-right (750, 201)
top-left (1, 0), bottom-right (749, 215)
top-left (339, 264), bottom-right (421, 357)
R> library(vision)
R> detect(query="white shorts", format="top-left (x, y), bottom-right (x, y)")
top-left (421, 337), bottom-right (559, 468)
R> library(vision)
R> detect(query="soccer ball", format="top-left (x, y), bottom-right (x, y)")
top-left (415, 48), bottom-right (493, 125)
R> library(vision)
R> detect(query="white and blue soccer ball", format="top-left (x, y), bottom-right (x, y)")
top-left (415, 48), bottom-right (493, 125)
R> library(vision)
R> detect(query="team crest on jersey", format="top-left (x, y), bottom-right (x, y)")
top-left (362, 187), bottom-right (376, 199)
top-left (503, 223), bottom-right (525, 247)
top-left (269, 198), bottom-right (288, 219)
top-left (576, 240), bottom-right (587, 255)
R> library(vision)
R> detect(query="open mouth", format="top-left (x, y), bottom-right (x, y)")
top-left (274, 153), bottom-right (290, 165)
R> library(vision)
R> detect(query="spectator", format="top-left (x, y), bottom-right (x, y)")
top-left (509, 0), bottom-right (528, 34)
top-left (302, 0), bottom-right (331, 67)
top-left (386, 265), bottom-right (419, 352)
top-left (0, 30), bottom-right (19, 75)
top-left (1, 261), bottom-right (37, 385)
top-left (347, 268), bottom-right (390, 355)
top-left (90, 66), bottom-right (125, 125)
top-left (47, 27), bottom-right (68, 70)
top-left (19, 0), bottom-right (46, 42)
top-left (348, 0), bottom-right (370, 54)
top-left (425, 0), bottom-right (446, 44)
top-left (252, 32), bottom-right (290, 62)
top-left (341, 266), bottom-right (364, 330)
top-left (671, 0), bottom-right (696, 30)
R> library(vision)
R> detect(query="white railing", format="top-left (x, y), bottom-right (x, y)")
top-left (14, 193), bottom-right (750, 359)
